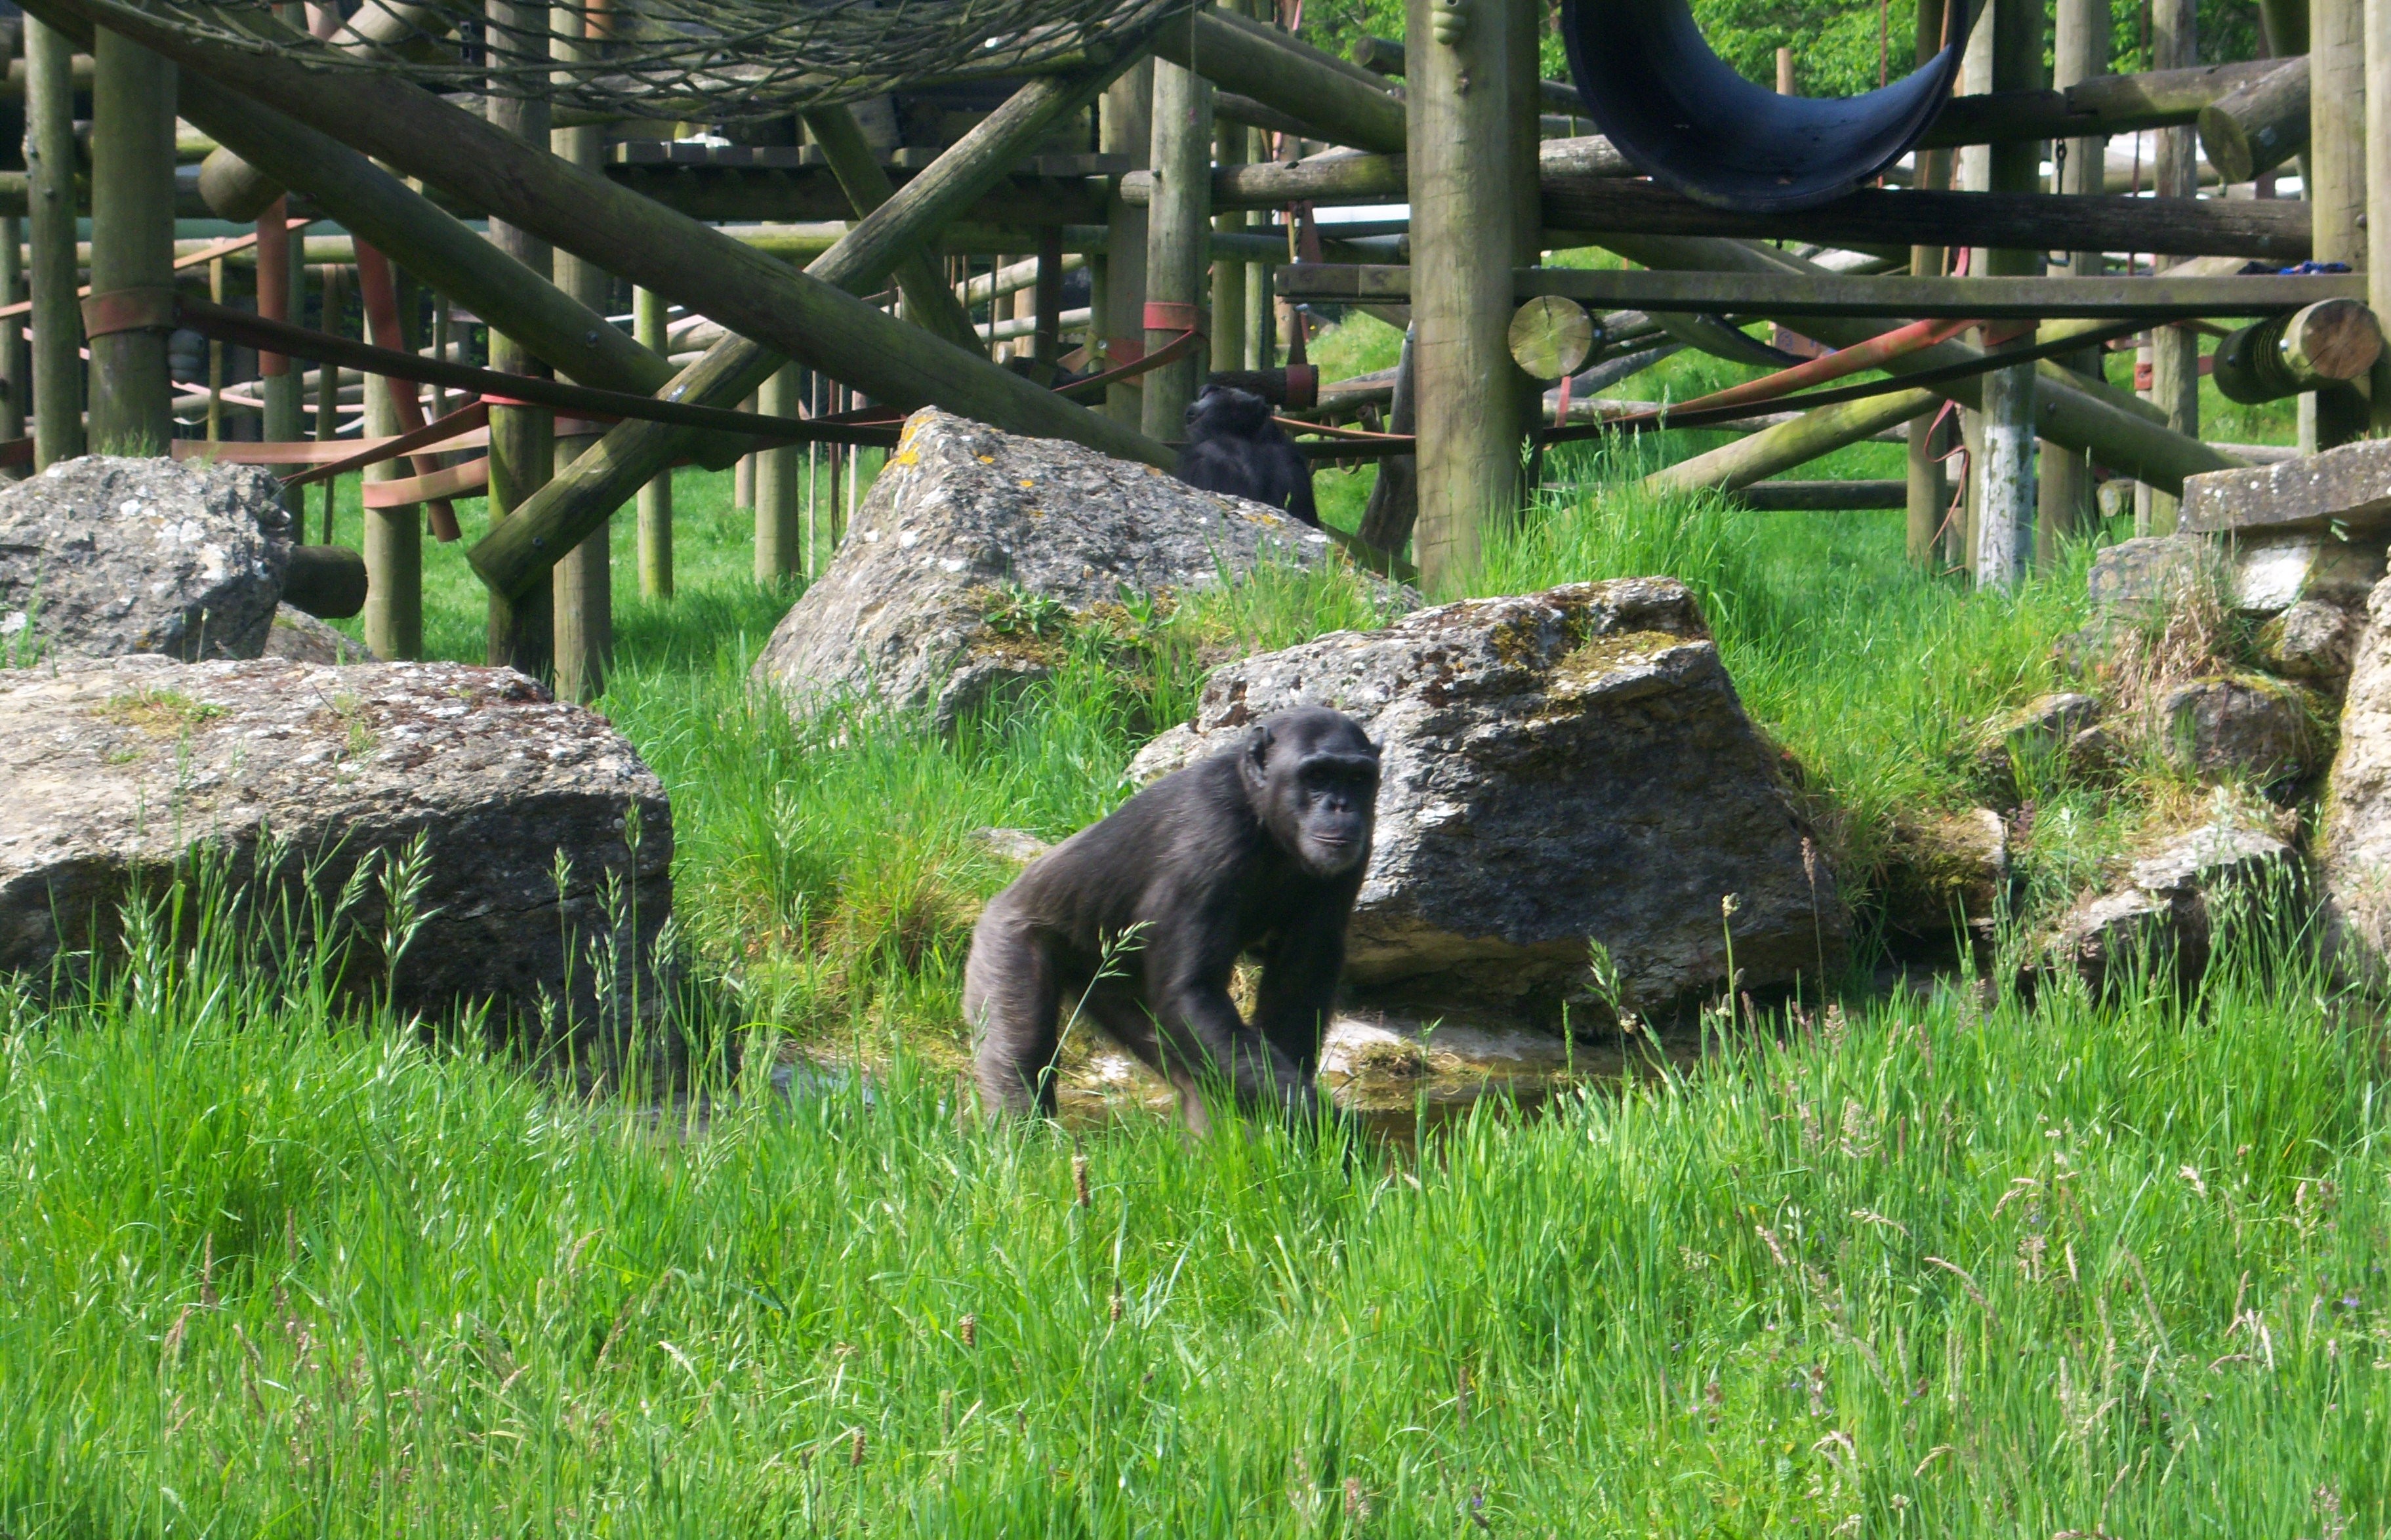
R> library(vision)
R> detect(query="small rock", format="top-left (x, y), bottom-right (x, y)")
top-left (260, 605), bottom-right (376, 666)
top-left (2253, 598), bottom-right (2360, 684)
top-left (2232, 531), bottom-right (2388, 616)
top-left (2068, 723), bottom-right (2126, 775)
top-left (0, 455), bottom-right (292, 662)
top-left (2050, 821), bottom-right (2306, 991)
top-left (2157, 673), bottom-right (2321, 787)
top-left (2087, 534), bottom-right (2209, 617)
top-left (0, 656), bottom-right (671, 1030)
top-left (1878, 808), bottom-right (2009, 939)
top-left (1972, 692), bottom-right (2102, 806)
top-left (972, 827), bottom-right (1052, 864)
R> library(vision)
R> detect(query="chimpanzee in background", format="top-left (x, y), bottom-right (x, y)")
top-left (1172, 385), bottom-right (1320, 527)
top-left (962, 706), bottom-right (1379, 1131)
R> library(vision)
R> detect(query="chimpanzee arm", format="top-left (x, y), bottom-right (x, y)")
top-left (1250, 908), bottom-right (1346, 1080)
top-left (1145, 891), bottom-right (1309, 1114)
top-left (1281, 448), bottom-right (1320, 527)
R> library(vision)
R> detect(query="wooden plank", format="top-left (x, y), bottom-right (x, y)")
top-left (1280, 264), bottom-right (2362, 318)
top-left (602, 164), bottom-right (1105, 228)
top-left (1541, 181), bottom-right (2311, 261)
top-left (1151, 7), bottom-right (1405, 156)
top-left (1921, 56), bottom-right (2286, 148)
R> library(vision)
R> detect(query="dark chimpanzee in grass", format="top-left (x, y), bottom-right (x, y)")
top-left (1172, 385), bottom-right (1319, 527)
top-left (962, 706), bottom-right (1379, 1131)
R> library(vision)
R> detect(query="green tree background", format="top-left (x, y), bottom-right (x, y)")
top-left (1294, 1), bottom-right (2268, 98)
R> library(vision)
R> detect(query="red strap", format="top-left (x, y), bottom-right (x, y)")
top-left (1141, 301), bottom-right (1209, 338)
top-left (356, 241), bottom-right (462, 542)
top-left (1282, 364), bottom-right (1319, 411)
top-left (81, 287), bottom-right (178, 339)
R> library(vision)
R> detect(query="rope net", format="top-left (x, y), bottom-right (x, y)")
top-left (112, 0), bottom-right (1187, 120)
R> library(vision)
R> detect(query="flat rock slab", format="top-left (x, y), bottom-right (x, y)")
top-left (0, 657), bottom-right (670, 1027)
top-left (2050, 821), bottom-right (2304, 990)
top-left (754, 408), bottom-right (1343, 731)
top-left (1130, 578), bottom-right (1847, 1017)
top-left (0, 456), bottom-right (292, 662)
top-left (2183, 436), bottom-right (2391, 537)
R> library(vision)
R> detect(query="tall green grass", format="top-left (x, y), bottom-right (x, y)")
top-left (3, 874), bottom-right (2383, 1534)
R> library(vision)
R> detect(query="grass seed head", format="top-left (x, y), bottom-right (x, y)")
top-left (1072, 1150), bottom-right (1090, 1208)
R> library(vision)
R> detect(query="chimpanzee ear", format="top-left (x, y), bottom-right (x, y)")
top-left (1240, 725), bottom-right (1274, 793)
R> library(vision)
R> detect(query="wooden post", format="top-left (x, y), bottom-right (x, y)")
top-left (798, 103), bottom-right (983, 352)
top-left (2144, 0), bottom-right (2198, 532)
top-left (361, 287), bottom-right (422, 660)
top-left (1404, 0), bottom-right (1535, 589)
top-left (634, 285), bottom-right (672, 599)
top-left (205, 256), bottom-right (224, 443)
top-left (24, 19), bottom-right (81, 470)
top-left (1035, 226), bottom-right (1065, 367)
top-left (1776, 47), bottom-right (1795, 96)
top-left (2312, 0), bottom-right (2369, 447)
top-left (1143, 41), bottom-right (1213, 439)
top-left (484, 0), bottom-right (553, 678)
top-left (2367, 0), bottom-right (2391, 430)
top-left (2040, 0), bottom-right (2108, 561)
top-left (1904, 0), bottom-right (1950, 567)
top-left (0, 214), bottom-right (24, 453)
top-left (1974, 0), bottom-right (2041, 588)
top-left (87, 27), bottom-right (176, 455)
top-left (1650, 390), bottom-right (1940, 496)
top-left (550, 1), bottom-right (609, 704)
top-left (1102, 60), bottom-right (1153, 426)
top-left (755, 362), bottom-right (802, 580)
top-left (1209, 113), bottom-right (1246, 375)
top-left (315, 261), bottom-right (343, 542)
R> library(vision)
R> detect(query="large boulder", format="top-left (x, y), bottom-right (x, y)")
top-left (0, 455), bottom-right (293, 662)
top-left (2157, 672), bottom-right (2322, 788)
top-left (0, 656), bottom-right (670, 1030)
top-left (1128, 578), bottom-right (1847, 1019)
top-left (754, 409), bottom-right (1345, 731)
top-left (2320, 577), bottom-right (2391, 973)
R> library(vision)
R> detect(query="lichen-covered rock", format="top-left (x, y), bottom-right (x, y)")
top-left (2319, 578), bottom-right (2391, 973)
top-left (2087, 534), bottom-right (2208, 617)
top-left (0, 455), bottom-right (292, 662)
top-left (754, 409), bottom-right (1348, 731)
top-left (2049, 822), bottom-right (2306, 990)
top-left (2157, 672), bottom-right (2321, 787)
top-left (2255, 598), bottom-right (2361, 685)
top-left (260, 605), bottom-right (375, 666)
top-left (1878, 808), bottom-right (2009, 939)
top-left (0, 656), bottom-right (670, 1029)
top-left (1972, 691), bottom-right (2103, 804)
top-left (1128, 578), bottom-right (1846, 1017)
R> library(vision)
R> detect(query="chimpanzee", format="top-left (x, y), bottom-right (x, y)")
top-left (962, 706), bottom-right (1379, 1131)
top-left (1173, 385), bottom-right (1320, 527)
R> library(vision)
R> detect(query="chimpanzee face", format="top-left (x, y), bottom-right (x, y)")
top-left (1242, 708), bottom-right (1381, 879)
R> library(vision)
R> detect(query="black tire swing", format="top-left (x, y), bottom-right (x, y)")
top-left (1557, 0), bottom-right (1989, 213)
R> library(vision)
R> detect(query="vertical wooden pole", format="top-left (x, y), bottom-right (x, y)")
top-left (1143, 38), bottom-right (1214, 440)
top-left (1101, 60), bottom-right (1153, 426)
top-left (87, 28), bottom-right (176, 456)
top-left (756, 363), bottom-right (801, 581)
top-left (2313, 0), bottom-right (2369, 446)
top-left (1776, 46), bottom-right (1796, 96)
top-left (634, 285), bottom-right (672, 598)
top-left (1034, 227), bottom-right (1064, 367)
top-left (483, 0), bottom-right (553, 678)
top-left (2144, 0), bottom-right (2198, 531)
top-left (24, 19), bottom-right (82, 471)
top-left (361, 291), bottom-right (423, 660)
top-left (2041, 0), bottom-right (2109, 560)
top-left (0, 215), bottom-right (23, 455)
top-left (255, 199), bottom-right (306, 455)
top-left (316, 262), bottom-right (343, 542)
top-left (1953, 3), bottom-right (1992, 570)
top-left (1405, 0), bottom-right (1534, 589)
top-left (1904, 0), bottom-right (1950, 567)
top-left (206, 257), bottom-right (225, 443)
top-left (550, 1), bottom-right (609, 702)
top-left (2365, 0), bottom-right (2391, 429)
top-left (1210, 114), bottom-right (1247, 375)
top-left (1974, 0), bottom-right (2040, 588)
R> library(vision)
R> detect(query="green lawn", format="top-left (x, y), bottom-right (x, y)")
top-left (3, 339), bottom-right (2381, 1535)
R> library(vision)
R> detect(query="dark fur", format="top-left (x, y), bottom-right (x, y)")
top-left (1172, 386), bottom-right (1319, 527)
top-left (962, 706), bottom-right (1379, 1129)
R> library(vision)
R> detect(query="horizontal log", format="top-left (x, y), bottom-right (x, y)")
top-left (1348, 33), bottom-right (1585, 115)
top-left (1725, 479), bottom-right (1908, 511)
top-left (1919, 57), bottom-right (2291, 148)
top-left (1282, 265), bottom-right (2361, 319)
top-left (1542, 181), bottom-right (2312, 262)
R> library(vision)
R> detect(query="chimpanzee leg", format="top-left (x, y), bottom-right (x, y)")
top-left (962, 905), bottom-right (1063, 1118)
top-left (1071, 981), bottom-right (1216, 1138)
